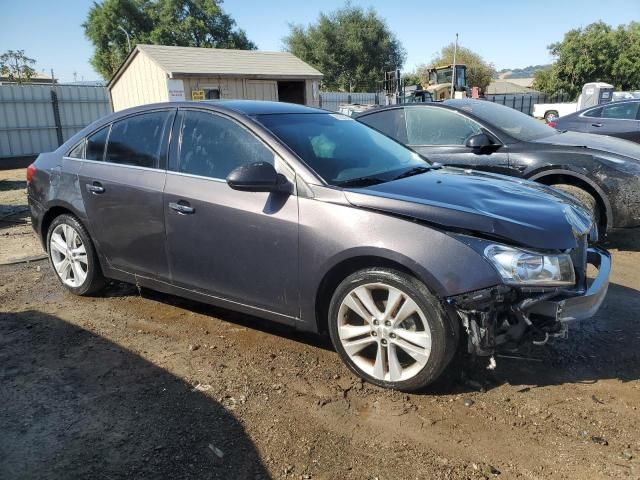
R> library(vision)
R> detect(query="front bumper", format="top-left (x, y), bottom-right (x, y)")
top-left (449, 247), bottom-right (611, 356)
top-left (525, 247), bottom-right (611, 322)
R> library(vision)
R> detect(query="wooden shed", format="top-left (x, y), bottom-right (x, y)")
top-left (107, 44), bottom-right (323, 111)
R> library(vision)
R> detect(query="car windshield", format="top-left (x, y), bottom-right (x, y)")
top-left (446, 100), bottom-right (559, 141)
top-left (256, 113), bottom-right (427, 186)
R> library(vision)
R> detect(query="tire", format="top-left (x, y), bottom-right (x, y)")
top-left (327, 268), bottom-right (458, 392)
top-left (553, 183), bottom-right (601, 232)
top-left (544, 110), bottom-right (559, 123)
top-left (47, 213), bottom-right (106, 296)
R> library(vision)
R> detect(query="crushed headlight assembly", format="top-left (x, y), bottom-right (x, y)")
top-left (484, 244), bottom-right (575, 286)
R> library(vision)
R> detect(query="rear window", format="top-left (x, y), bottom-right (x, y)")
top-left (86, 126), bottom-right (109, 161)
top-left (105, 111), bottom-right (172, 168)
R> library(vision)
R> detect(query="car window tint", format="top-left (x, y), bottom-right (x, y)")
top-left (601, 102), bottom-right (639, 120)
top-left (358, 109), bottom-right (408, 143)
top-left (405, 107), bottom-right (482, 145)
top-left (105, 111), bottom-right (171, 168)
top-left (179, 111), bottom-right (274, 179)
top-left (86, 126), bottom-right (109, 161)
top-left (68, 140), bottom-right (85, 159)
top-left (583, 107), bottom-right (602, 118)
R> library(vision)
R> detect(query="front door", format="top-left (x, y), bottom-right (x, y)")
top-left (404, 107), bottom-right (511, 174)
top-left (78, 109), bottom-right (174, 280)
top-left (163, 109), bottom-right (299, 317)
top-left (588, 102), bottom-right (640, 142)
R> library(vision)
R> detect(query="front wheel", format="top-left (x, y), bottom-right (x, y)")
top-left (328, 268), bottom-right (458, 391)
top-left (47, 214), bottom-right (106, 295)
top-left (553, 184), bottom-right (601, 234)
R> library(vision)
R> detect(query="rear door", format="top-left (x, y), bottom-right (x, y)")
top-left (78, 109), bottom-right (175, 280)
top-left (163, 109), bottom-right (299, 317)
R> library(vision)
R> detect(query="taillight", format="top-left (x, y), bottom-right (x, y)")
top-left (26, 163), bottom-right (36, 184)
top-left (547, 121), bottom-right (557, 128)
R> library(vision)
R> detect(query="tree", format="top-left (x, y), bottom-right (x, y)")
top-left (537, 21), bottom-right (640, 96)
top-left (284, 5), bottom-right (405, 92)
top-left (417, 43), bottom-right (495, 91)
top-left (0, 50), bottom-right (36, 83)
top-left (149, 0), bottom-right (255, 49)
top-left (402, 71), bottom-right (421, 87)
top-left (84, 0), bottom-right (256, 80)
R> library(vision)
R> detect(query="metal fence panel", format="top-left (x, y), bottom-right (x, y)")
top-left (0, 84), bottom-right (110, 161)
top-left (485, 92), bottom-right (572, 116)
top-left (319, 92), bottom-right (382, 112)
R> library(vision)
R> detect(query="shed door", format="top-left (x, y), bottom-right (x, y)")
top-left (245, 80), bottom-right (278, 101)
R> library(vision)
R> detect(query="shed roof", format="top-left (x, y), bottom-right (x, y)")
top-left (109, 44), bottom-right (323, 87)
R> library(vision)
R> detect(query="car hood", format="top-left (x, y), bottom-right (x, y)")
top-left (532, 131), bottom-right (640, 160)
top-left (344, 168), bottom-right (592, 250)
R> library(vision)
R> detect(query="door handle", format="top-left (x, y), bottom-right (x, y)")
top-left (591, 123), bottom-right (603, 127)
top-left (86, 182), bottom-right (105, 194)
top-left (169, 201), bottom-right (195, 214)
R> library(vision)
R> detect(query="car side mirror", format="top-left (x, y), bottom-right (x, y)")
top-left (226, 162), bottom-right (290, 193)
top-left (465, 133), bottom-right (493, 150)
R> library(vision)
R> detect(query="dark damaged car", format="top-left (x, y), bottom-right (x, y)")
top-left (356, 100), bottom-right (640, 234)
top-left (27, 101), bottom-right (610, 391)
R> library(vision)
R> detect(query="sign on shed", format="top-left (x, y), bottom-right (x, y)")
top-left (191, 89), bottom-right (205, 101)
top-left (167, 79), bottom-right (185, 102)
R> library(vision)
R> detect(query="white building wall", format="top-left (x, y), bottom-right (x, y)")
top-left (109, 52), bottom-right (169, 111)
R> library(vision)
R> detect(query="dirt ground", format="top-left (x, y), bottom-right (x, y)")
top-left (1, 168), bottom-right (639, 479)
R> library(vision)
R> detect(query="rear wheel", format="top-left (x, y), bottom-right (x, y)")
top-left (544, 110), bottom-right (559, 123)
top-left (328, 268), bottom-right (457, 391)
top-left (47, 214), bottom-right (106, 295)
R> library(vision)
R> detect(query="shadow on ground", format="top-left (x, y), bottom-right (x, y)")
top-left (0, 310), bottom-right (270, 480)
top-left (96, 274), bottom-right (640, 397)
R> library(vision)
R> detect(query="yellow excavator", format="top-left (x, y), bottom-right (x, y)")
top-left (426, 64), bottom-right (468, 100)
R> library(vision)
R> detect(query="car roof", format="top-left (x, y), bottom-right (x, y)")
top-left (207, 100), bottom-right (328, 115)
top-left (108, 100), bottom-right (328, 121)
top-left (353, 101), bottom-right (457, 118)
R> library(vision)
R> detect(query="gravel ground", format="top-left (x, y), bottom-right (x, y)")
top-left (1, 168), bottom-right (639, 479)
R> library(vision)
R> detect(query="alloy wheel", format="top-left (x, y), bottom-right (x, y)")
top-left (49, 223), bottom-right (89, 288)
top-left (337, 282), bottom-right (432, 382)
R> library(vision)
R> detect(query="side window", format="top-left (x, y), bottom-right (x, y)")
top-left (68, 140), bottom-right (85, 159)
top-left (105, 111), bottom-right (172, 168)
top-left (405, 107), bottom-right (482, 145)
top-left (358, 109), bottom-right (408, 144)
top-left (86, 126), bottom-right (109, 161)
top-left (179, 111), bottom-right (275, 179)
top-left (583, 107), bottom-right (602, 118)
top-left (601, 103), bottom-right (639, 120)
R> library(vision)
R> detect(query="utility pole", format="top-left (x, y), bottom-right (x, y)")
top-left (450, 33), bottom-right (458, 99)
top-left (117, 25), bottom-right (132, 52)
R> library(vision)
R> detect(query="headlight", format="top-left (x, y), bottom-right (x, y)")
top-left (484, 244), bottom-right (575, 286)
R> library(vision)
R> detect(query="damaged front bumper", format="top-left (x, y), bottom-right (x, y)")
top-left (447, 247), bottom-right (611, 356)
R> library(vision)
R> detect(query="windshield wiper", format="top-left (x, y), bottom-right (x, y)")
top-left (335, 176), bottom-right (388, 188)
top-left (392, 165), bottom-right (434, 180)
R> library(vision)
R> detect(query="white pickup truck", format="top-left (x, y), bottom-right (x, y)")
top-left (532, 101), bottom-right (578, 122)
top-left (533, 82), bottom-right (617, 122)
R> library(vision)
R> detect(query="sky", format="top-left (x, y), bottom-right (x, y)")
top-left (0, 0), bottom-right (638, 83)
